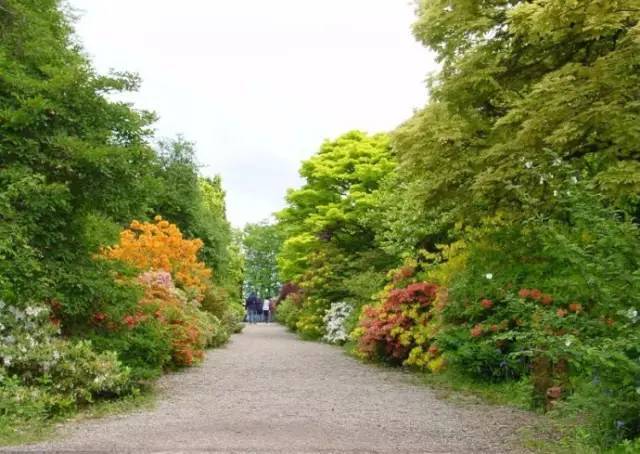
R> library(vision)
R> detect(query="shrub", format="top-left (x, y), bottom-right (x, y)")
top-left (102, 217), bottom-right (212, 300)
top-left (0, 300), bottom-right (132, 418)
top-left (275, 297), bottom-right (302, 331)
top-left (354, 282), bottom-right (442, 369)
top-left (322, 302), bottom-right (353, 344)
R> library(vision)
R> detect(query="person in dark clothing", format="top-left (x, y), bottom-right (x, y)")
top-left (245, 292), bottom-right (258, 323)
top-left (255, 297), bottom-right (264, 322)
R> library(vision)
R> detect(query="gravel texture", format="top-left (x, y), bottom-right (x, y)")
top-left (6, 324), bottom-right (535, 453)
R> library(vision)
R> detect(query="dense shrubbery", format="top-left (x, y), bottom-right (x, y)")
top-left (0, 0), bottom-right (243, 441)
top-left (274, 1), bottom-right (640, 450)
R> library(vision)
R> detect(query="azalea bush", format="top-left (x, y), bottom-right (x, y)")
top-left (102, 217), bottom-right (212, 301)
top-left (322, 302), bottom-right (352, 345)
top-left (353, 281), bottom-right (443, 370)
top-left (0, 300), bottom-right (132, 423)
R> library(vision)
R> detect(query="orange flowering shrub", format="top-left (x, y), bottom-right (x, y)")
top-left (135, 271), bottom-right (215, 366)
top-left (102, 217), bottom-right (212, 300)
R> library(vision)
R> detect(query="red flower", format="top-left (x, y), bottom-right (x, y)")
top-left (480, 299), bottom-right (494, 310)
top-left (92, 312), bottom-right (107, 324)
top-left (518, 288), bottom-right (530, 299)
top-left (530, 289), bottom-right (542, 300)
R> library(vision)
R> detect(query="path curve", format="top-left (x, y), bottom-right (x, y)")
top-left (9, 324), bottom-right (534, 453)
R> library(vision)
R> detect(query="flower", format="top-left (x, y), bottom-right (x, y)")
top-left (470, 324), bottom-right (484, 337)
top-left (524, 161), bottom-right (533, 169)
top-left (518, 289), bottom-right (530, 299)
top-left (485, 273), bottom-right (493, 280)
top-left (569, 303), bottom-right (583, 314)
top-left (529, 289), bottom-right (542, 300)
top-left (541, 294), bottom-right (554, 305)
top-left (565, 338), bottom-right (573, 347)
top-left (557, 309), bottom-right (568, 318)
top-left (480, 299), bottom-right (494, 310)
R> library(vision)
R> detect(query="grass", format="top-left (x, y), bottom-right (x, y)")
top-left (0, 389), bottom-right (156, 448)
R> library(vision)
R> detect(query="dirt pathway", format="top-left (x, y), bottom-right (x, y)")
top-left (9, 324), bottom-right (534, 453)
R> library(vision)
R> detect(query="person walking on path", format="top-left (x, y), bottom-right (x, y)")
top-left (255, 296), bottom-right (264, 323)
top-left (262, 297), bottom-right (271, 323)
top-left (245, 292), bottom-right (258, 323)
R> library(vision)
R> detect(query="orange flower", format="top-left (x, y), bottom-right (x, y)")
top-left (470, 324), bottom-right (484, 337)
top-left (101, 216), bottom-right (212, 301)
top-left (568, 303), bottom-right (583, 314)
top-left (530, 289), bottom-right (542, 300)
top-left (541, 294), bottom-right (554, 305)
top-left (556, 309), bottom-right (568, 318)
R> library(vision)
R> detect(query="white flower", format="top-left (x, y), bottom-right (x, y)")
top-left (570, 176), bottom-right (578, 184)
top-left (565, 338), bottom-right (573, 347)
top-left (553, 190), bottom-right (559, 197)
top-left (539, 176), bottom-right (545, 185)
top-left (2, 356), bottom-right (12, 367)
top-left (52, 350), bottom-right (61, 361)
top-left (323, 302), bottom-right (353, 344)
top-left (524, 161), bottom-right (533, 169)
top-left (553, 158), bottom-right (562, 167)
top-left (25, 306), bottom-right (44, 318)
top-left (485, 273), bottom-right (493, 280)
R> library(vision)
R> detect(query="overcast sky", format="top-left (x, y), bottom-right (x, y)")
top-left (68, 0), bottom-right (437, 227)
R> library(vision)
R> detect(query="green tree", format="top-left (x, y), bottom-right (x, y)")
top-left (386, 0), bottom-right (640, 254)
top-left (242, 221), bottom-right (282, 298)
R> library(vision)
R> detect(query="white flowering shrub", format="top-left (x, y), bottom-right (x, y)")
top-left (0, 300), bottom-right (132, 414)
top-left (322, 302), bottom-right (353, 345)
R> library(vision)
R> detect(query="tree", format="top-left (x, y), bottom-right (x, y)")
top-left (242, 221), bottom-right (283, 299)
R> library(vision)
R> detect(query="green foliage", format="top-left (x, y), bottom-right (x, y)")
top-left (0, 0), bottom-right (244, 441)
top-left (276, 131), bottom-right (397, 337)
top-left (242, 221), bottom-right (282, 298)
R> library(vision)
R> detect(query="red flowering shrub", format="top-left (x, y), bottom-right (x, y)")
top-left (355, 282), bottom-right (439, 364)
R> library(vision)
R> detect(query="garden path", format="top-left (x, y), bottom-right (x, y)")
top-left (14, 324), bottom-right (534, 453)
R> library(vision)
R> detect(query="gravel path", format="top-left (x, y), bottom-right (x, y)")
top-left (7, 324), bottom-right (535, 453)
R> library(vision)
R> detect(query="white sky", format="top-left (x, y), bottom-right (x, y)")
top-left (68, 0), bottom-right (437, 227)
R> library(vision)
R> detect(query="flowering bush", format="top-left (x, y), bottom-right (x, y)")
top-left (102, 217), bottom-right (212, 300)
top-left (0, 300), bottom-right (132, 418)
top-left (322, 302), bottom-right (352, 344)
top-left (135, 271), bottom-right (221, 366)
top-left (354, 282), bottom-right (443, 370)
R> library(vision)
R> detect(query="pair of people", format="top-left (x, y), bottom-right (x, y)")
top-left (245, 293), bottom-right (273, 323)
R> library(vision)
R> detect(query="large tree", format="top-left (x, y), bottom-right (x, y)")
top-left (385, 0), bottom-right (640, 253)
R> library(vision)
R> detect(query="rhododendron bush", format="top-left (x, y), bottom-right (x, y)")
top-left (322, 302), bottom-right (352, 345)
top-left (354, 281), bottom-right (443, 371)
